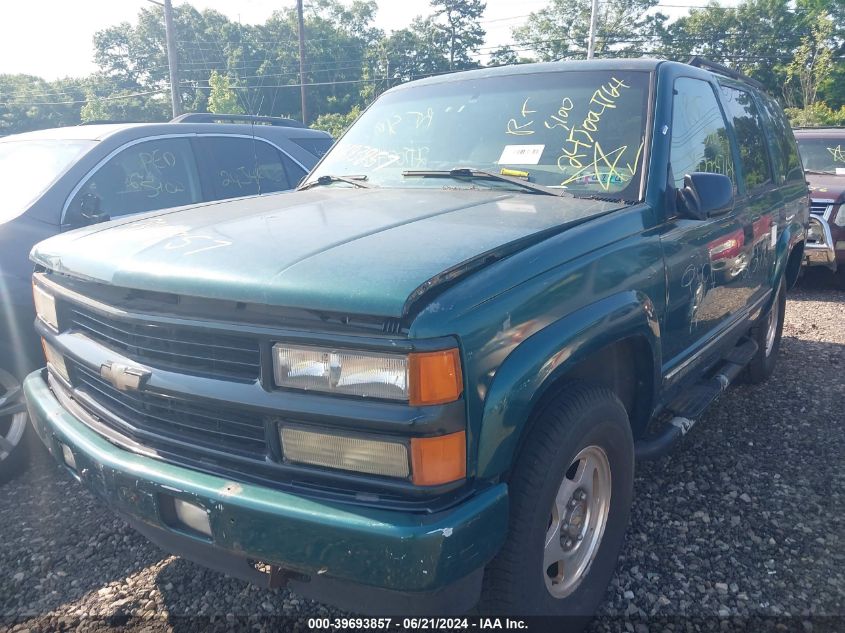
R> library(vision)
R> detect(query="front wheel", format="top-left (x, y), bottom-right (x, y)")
top-left (0, 368), bottom-right (30, 483)
top-left (480, 384), bottom-right (634, 620)
top-left (746, 276), bottom-right (786, 384)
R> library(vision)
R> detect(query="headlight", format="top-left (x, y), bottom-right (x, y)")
top-left (807, 217), bottom-right (826, 244)
top-left (41, 338), bottom-right (69, 382)
top-left (32, 283), bottom-right (58, 330)
top-left (272, 344), bottom-right (462, 406)
top-left (280, 426), bottom-right (466, 485)
top-left (281, 427), bottom-right (410, 478)
top-left (834, 207), bottom-right (845, 229)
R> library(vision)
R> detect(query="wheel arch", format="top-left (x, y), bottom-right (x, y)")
top-left (476, 291), bottom-right (661, 480)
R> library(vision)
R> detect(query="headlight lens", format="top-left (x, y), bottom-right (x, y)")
top-left (32, 283), bottom-right (58, 330)
top-left (272, 344), bottom-right (463, 405)
top-left (41, 339), bottom-right (69, 382)
top-left (279, 426), bottom-right (467, 485)
top-left (280, 427), bottom-right (410, 478)
top-left (834, 206), bottom-right (845, 228)
top-left (273, 344), bottom-right (409, 400)
top-left (807, 217), bottom-right (825, 244)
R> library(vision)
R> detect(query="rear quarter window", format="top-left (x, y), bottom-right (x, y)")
top-left (719, 85), bottom-right (773, 193)
top-left (757, 95), bottom-right (803, 184)
top-left (290, 136), bottom-right (333, 158)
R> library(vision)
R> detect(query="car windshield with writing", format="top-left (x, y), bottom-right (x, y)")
top-left (0, 139), bottom-right (96, 224)
top-left (796, 135), bottom-right (845, 175)
top-left (307, 70), bottom-right (650, 200)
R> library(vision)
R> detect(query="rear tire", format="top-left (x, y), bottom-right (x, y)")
top-left (746, 276), bottom-right (786, 384)
top-left (0, 367), bottom-right (30, 484)
top-left (480, 384), bottom-right (634, 622)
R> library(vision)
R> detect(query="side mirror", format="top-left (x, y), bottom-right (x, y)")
top-left (77, 193), bottom-right (110, 225)
top-left (677, 172), bottom-right (733, 220)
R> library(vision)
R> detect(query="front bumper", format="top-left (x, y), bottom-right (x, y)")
top-left (24, 369), bottom-right (508, 614)
top-left (804, 214), bottom-right (842, 271)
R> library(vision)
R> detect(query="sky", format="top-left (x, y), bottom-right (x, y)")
top-left (0, 0), bottom-right (741, 81)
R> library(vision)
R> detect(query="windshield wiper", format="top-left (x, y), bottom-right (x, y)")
top-left (803, 169), bottom-right (837, 175)
top-left (298, 174), bottom-right (373, 191)
top-left (402, 168), bottom-right (568, 197)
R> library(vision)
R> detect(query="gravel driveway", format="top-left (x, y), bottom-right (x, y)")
top-left (1, 270), bottom-right (842, 632)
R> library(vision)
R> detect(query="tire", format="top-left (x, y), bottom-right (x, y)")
top-left (0, 367), bottom-right (31, 484)
top-left (746, 276), bottom-right (786, 384)
top-left (480, 384), bottom-right (634, 622)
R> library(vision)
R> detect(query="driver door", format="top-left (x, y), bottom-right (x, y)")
top-left (660, 77), bottom-right (756, 373)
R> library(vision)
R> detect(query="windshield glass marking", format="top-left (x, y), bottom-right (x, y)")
top-left (797, 137), bottom-right (845, 173)
top-left (308, 70), bottom-right (650, 201)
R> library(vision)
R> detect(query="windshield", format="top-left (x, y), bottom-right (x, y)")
top-left (0, 139), bottom-right (96, 224)
top-left (796, 136), bottom-right (845, 175)
top-left (308, 70), bottom-right (651, 200)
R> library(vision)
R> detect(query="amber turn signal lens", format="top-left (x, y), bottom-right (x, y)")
top-left (408, 348), bottom-right (463, 406)
top-left (410, 431), bottom-right (466, 486)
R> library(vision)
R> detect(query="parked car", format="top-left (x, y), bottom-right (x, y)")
top-left (24, 58), bottom-right (807, 619)
top-left (793, 127), bottom-right (845, 283)
top-left (0, 114), bottom-right (332, 480)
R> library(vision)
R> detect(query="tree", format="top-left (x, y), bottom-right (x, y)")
top-left (207, 70), bottom-right (244, 114)
top-left (311, 105), bottom-right (361, 138)
top-left (785, 102), bottom-right (845, 127)
top-left (429, 0), bottom-right (486, 70)
top-left (488, 45), bottom-right (535, 67)
top-left (512, 0), bottom-right (665, 60)
top-left (787, 13), bottom-right (835, 108)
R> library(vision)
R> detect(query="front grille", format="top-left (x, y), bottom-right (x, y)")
top-left (810, 201), bottom-right (832, 216)
top-left (71, 361), bottom-right (268, 458)
top-left (69, 305), bottom-right (261, 382)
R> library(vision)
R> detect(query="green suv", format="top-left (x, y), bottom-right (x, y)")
top-left (24, 58), bottom-right (807, 617)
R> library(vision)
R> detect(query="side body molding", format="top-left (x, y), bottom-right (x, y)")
top-left (476, 290), bottom-right (661, 480)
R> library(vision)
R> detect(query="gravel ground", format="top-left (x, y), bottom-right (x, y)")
top-left (1, 269), bottom-right (842, 632)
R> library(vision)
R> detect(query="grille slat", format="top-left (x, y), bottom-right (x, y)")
top-left (810, 202), bottom-right (832, 216)
top-left (72, 362), bottom-right (267, 457)
top-left (70, 307), bottom-right (261, 381)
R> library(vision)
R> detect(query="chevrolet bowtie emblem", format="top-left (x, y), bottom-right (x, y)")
top-left (99, 362), bottom-right (151, 392)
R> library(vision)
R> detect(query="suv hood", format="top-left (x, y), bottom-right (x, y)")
top-left (32, 188), bottom-right (619, 318)
top-left (808, 174), bottom-right (845, 203)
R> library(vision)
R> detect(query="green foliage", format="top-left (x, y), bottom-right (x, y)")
top-left (429, 0), bottom-right (486, 70)
top-left (786, 13), bottom-right (835, 107)
top-left (311, 105), bottom-right (361, 138)
top-left (207, 70), bottom-right (244, 114)
top-left (488, 46), bottom-right (535, 67)
top-left (785, 102), bottom-right (845, 127)
top-left (0, 74), bottom-right (85, 135)
top-left (513, 0), bottom-right (665, 60)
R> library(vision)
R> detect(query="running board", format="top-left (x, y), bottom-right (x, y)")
top-left (635, 338), bottom-right (758, 460)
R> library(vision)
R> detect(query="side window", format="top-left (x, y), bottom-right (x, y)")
top-left (719, 86), bottom-right (772, 193)
top-left (68, 138), bottom-right (200, 222)
top-left (198, 136), bottom-right (262, 200)
top-left (279, 152), bottom-right (307, 187)
top-left (670, 77), bottom-right (735, 190)
top-left (757, 96), bottom-right (803, 183)
top-left (254, 141), bottom-right (292, 194)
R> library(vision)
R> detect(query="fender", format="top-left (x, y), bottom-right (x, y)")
top-left (768, 219), bottom-right (806, 307)
top-left (476, 290), bottom-right (661, 480)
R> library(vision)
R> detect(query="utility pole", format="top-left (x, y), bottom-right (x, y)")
top-left (587, 0), bottom-right (599, 59)
top-left (297, 0), bottom-right (308, 124)
top-left (163, 0), bottom-right (182, 117)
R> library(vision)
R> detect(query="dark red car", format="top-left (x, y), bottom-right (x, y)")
top-left (794, 127), bottom-right (845, 284)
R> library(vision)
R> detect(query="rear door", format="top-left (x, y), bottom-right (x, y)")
top-left (718, 82), bottom-right (780, 305)
top-left (193, 136), bottom-right (297, 201)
